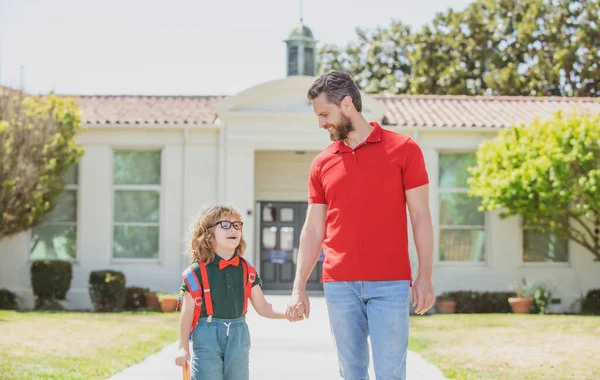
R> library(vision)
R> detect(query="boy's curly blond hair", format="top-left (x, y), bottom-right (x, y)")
top-left (188, 205), bottom-right (246, 264)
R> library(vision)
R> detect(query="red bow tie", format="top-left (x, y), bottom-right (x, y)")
top-left (219, 255), bottom-right (240, 270)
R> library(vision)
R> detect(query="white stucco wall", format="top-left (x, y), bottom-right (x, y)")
top-left (1, 76), bottom-right (598, 312)
top-left (254, 150), bottom-right (320, 202)
top-left (3, 124), bottom-right (598, 311)
top-left (0, 126), bottom-right (220, 309)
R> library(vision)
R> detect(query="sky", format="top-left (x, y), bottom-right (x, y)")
top-left (0, 0), bottom-right (472, 96)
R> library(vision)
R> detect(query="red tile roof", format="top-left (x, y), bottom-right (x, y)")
top-left (0, 85), bottom-right (19, 94)
top-left (375, 94), bottom-right (600, 128)
top-left (75, 95), bottom-right (225, 125)
top-left (73, 94), bottom-right (600, 128)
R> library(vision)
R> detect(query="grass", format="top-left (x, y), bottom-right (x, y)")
top-left (2, 310), bottom-right (599, 380)
top-left (0, 310), bottom-right (179, 380)
top-left (408, 314), bottom-right (600, 380)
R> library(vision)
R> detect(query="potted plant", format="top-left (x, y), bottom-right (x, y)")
top-left (508, 278), bottom-right (533, 314)
top-left (435, 292), bottom-right (457, 314)
top-left (144, 288), bottom-right (160, 310)
top-left (158, 293), bottom-right (179, 312)
top-left (532, 283), bottom-right (554, 314)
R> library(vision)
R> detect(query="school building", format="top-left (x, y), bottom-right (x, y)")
top-left (1, 23), bottom-right (599, 311)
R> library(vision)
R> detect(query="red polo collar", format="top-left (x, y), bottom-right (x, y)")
top-left (326, 121), bottom-right (382, 154)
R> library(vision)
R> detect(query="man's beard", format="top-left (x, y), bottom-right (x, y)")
top-left (328, 117), bottom-right (354, 141)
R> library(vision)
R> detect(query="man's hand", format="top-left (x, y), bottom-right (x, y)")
top-left (286, 288), bottom-right (310, 322)
top-left (412, 276), bottom-right (434, 315)
top-left (174, 347), bottom-right (190, 367)
top-left (406, 184), bottom-right (434, 315)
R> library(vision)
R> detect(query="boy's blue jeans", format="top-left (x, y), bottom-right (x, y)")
top-left (324, 280), bottom-right (411, 380)
top-left (190, 316), bottom-right (250, 380)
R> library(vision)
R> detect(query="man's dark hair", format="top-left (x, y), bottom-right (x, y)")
top-left (307, 71), bottom-right (362, 112)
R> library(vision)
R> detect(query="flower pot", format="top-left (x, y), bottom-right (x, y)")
top-left (160, 298), bottom-right (178, 313)
top-left (508, 297), bottom-right (533, 314)
top-left (436, 300), bottom-right (457, 314)
top-left (144, 293), bottom-right (160, 309)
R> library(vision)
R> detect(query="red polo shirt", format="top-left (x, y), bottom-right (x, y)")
top-left (309, 122), bottom-right (429, 282)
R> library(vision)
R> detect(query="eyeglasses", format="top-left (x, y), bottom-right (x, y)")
top-left (210, 220), bottom-right (243, 230)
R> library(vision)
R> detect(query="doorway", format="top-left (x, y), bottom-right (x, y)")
top-left (257, 201), bottom-right (324, 291)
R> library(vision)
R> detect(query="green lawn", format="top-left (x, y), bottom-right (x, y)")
top-left (2, 310), bottom-right (599, 380)
top-left (0, 310), bottom-right (179, 380)
top-left (409, 314), bottom-right (600, 380)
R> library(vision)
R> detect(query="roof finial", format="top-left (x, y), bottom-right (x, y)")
top-left (300, 0), bottom-right (304, 25)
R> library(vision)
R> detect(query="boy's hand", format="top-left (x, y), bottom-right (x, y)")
top-left (175, 347), bottom-right (190, 367)
top-left (286, 289), bottom-right (309, 322)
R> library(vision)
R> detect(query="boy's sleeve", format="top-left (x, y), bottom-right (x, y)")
top-left (252, 270), bottom-right (263, 288)
top-left (180, 280), bottom-right (188, 293)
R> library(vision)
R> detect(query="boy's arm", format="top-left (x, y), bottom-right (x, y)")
top-left (178, 291), bottom-right (194, 351)
top-left (250, 285), bottom-right (288, 319)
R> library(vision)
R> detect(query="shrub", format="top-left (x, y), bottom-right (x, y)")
top-left (89, 270), bottom-right (126, 312)
top-left (34, 298), bottom-right (63, 311)
top-left (532, 284), bottom-right (554, 314)
top-left (448, 291), bottom-right (515, 313)
top-left (513, 278), bottom-right (534, 298)
top-left (0, 289), bottom-right (18, 310)
top-left (436, 292), bottom-right (455, 301)
top-left (582, 289), bottom-right (600, 315)
top-left (30, 260), bottom-right (73, 310)
top-left (124, 287), bottom-right (148, 311)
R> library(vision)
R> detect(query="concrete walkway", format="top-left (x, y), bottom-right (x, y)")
top-left (109, 295), bottom-right (447, 380)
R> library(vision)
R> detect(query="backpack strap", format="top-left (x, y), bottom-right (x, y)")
top-left (182, 265), bottom-right (204, 332)
top-left (199, 262), bottom-right (214, 322)
top-left (241, 258), bottom-right (257, 314)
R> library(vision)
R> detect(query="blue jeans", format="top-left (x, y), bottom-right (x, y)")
top-left (190, 316), bottom-right (250, 380)
top-left (324, 280), bottom-right (411, 380)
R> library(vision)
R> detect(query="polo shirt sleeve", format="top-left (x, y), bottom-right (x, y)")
top-left (308, 157), bottom-right (326, 204)
top-left (402, 138), bottom-right (429, 190)
top-left (252, 271), bottom-right (263, 288)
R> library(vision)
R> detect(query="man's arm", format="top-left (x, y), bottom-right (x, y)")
top-left (405, 184), bottom-right (435, 315)
top-left (286, 203), bottom-right (327, 320)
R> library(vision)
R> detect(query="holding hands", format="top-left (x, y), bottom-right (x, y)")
top-left (285, 289), bottom-right (309, 322)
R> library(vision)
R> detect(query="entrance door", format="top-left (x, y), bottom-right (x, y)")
top-left (258, 202), bottom-right (323, 291)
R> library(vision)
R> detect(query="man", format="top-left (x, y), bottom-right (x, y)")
top-left (286, 71), bottom-right (435, 380)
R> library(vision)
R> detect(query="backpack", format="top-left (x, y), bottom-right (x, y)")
top-left (179, 257), bottom-right (256, 332)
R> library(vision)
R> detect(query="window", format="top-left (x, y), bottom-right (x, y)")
top-left (523, 220), bottom-right (569, 263)
top-left (30, 166), bottom-right (78, 260)
top-left (438, 153), bottom-right (485, 262)
top-left (304, 47), bottom-right (315, 75)
top-left (112, 150), bottom-right (161, 259)
top-left (288, 46), bottom-right (298, 76)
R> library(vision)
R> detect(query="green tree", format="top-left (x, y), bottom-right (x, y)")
top-left (0, 92), bottom-right (84, 240)
top-left (409, 0), bottom-right (535, 95)
top-left (318, 20), bottom-right (413, 94)
top-left (318, 0), bottom-right (600, 97)
top-left (523, 0), bottom-right (600, 96)
top-left (467, 111), bottom-right (600, 261)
